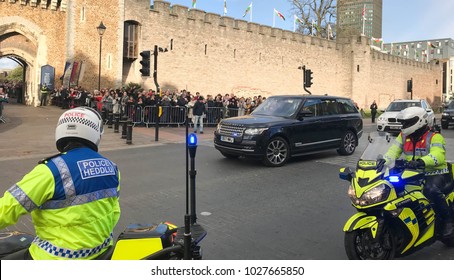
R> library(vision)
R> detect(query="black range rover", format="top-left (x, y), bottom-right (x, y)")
top-left (214, 95), bottom-right (363, 167)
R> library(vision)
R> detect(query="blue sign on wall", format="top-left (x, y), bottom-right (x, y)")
top-left (41, 65), bottom-right (55, 90)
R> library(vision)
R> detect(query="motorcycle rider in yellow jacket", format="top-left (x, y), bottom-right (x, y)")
top-left (384, 106), bottom-right (453, 237)
top-left (0, 107), bottom-right (121, 259)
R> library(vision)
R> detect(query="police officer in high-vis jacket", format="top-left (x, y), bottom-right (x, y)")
top-left (0, 107), bottom-right (121, 259)
top-left (384, 106), bottom-right (454, 237)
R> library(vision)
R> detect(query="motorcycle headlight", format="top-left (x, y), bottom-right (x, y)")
top-left (349, 184), bottom-right (391, 206)
top-left (244, 128), bottom-right (268, 135)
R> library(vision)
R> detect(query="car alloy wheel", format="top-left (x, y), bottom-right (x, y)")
top-left (338, 130), bottom-right (357, 155)
top-left (263, 137), bottom-right (289, 167)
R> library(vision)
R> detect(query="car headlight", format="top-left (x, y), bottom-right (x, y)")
top-left (442, 112), bottom-right (450, 117)
top-left (216, 122), bottom-right (222, 133)
top-left (348, 184), bottom-right (390, 206)
top-left (377, 116), bottom-right (385, 122)
top-left (244, 128), bottom-right (268, 135)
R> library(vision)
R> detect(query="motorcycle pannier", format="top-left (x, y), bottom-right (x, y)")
top-left (111, 223), bottom-right (176, 260)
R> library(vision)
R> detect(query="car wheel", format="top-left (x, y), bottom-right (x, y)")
top-left (220, 152), bottom-right (239, 159)
top-left (262, 137), bottom-right (290, 167)
top-left (337, 130), bottom-right (357, 156)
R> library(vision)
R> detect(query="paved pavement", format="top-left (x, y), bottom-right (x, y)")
top-left (0, 103), bottom-right (216, 161)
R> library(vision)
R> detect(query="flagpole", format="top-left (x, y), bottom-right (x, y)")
top-left (293, 15), bottom-right (296, 32)
top-left (427, 41), bottom-right (429, 63)
top-left (362, 4), bottom-right (365, 36)
top-left (250, 2), bottom-right (253, 22)
top-left (273, 10), bottom-right (275, 27)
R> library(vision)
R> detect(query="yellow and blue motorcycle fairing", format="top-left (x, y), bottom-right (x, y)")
top-left (343, 212), bottom-right (379, 238)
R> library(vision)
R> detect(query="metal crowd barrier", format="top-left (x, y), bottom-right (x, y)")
top-left (0, 98), bottom-right (7, 123)
top-left (69, 101), bottom-right (245, 127)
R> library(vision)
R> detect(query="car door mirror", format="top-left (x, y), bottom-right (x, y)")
top-left (297, 109), bottom-right (313, 120)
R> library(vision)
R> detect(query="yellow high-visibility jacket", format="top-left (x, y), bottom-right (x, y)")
top-left (0, 147), bottom-right (121, 259)
top-left (384, 130), bottom-right (448, 175)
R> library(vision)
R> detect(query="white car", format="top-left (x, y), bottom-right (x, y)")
top-left (377, 99), bottom-right (435, 134)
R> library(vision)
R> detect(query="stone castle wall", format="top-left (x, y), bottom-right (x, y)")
top-left (0, 0), bottom-right (442, 109)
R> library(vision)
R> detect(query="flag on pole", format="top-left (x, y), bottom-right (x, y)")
top-left (274, 9), bottom-right (285, 21)
top-left (311, 20), bottom-right (319, 36)
top-left (294, 15), bottom-right (303, 32)
top-left (294, 15), bottom-right (303, 24)
top-left (371, 37), bottom-right (382, 43)
top-left (223, 0), bottom-right (227, 16)
top-left (327, 24), bottom-right (333, 39)
top-left (243, 2), bottom-right (252, 18)
top-left (428, 41), bottom-right (437, 48)
top-left (192, 0), bottom-right (196, 9)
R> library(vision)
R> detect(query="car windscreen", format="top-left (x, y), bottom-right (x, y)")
top-left (386, 101), bottom-right (421, 112)
top-left (251, 97), bottom-right (303, 117)
top-left (447, 102), bottom-right (454, 109)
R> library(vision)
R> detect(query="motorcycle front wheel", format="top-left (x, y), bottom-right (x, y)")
top-left (344, 227), bottom-right (396, 260)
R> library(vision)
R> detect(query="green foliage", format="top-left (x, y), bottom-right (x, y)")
top-left (5, 66), bottom-right (23, 82)
top-left (122, 82), bottom-right (143, 98)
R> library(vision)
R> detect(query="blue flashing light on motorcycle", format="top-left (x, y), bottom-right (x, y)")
top-left (0, 108), bottom-right (207, 260)
top-left (188, 133), bottom-right (197, 146)
top-left (388, 176), bottom-right (400, 183)
top-left (339, 131), bottom-right (454, 260)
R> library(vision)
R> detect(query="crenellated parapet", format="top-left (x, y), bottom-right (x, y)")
top-left (2, 0), bottom-right (66, 11)
top-left (150, 0), bottom-right (339, 52)
top-left (371, 48), bottom-right (432, 69)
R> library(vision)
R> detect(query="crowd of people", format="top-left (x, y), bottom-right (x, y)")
top-left (0, 81), bottom-right (23, 103)
top-left (49, 85), bottom-right (268, 126)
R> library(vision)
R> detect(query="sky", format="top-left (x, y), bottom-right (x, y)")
top-left (1, 0), bottom-right (454, 69)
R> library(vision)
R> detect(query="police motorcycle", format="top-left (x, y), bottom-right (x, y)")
top-left (339, 131), bottom-right (454, 260)
top-left (0, 129), bottom-right (207, 260)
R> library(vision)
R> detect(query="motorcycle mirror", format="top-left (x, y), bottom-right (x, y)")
top-left (339, 167), bottom-right (353, 182)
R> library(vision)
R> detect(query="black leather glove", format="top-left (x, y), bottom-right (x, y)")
top-left (408, 159), bottom-right (425, 169)
top-left (376, 158), bottom-right (386, 170)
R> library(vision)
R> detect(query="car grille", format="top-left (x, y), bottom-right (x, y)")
top-left (388, 118), bottom-right (397, 123)
top-left (219, 123), bottom-right (245, 137)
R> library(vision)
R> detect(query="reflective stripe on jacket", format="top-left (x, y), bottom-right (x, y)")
top-left (384, 130), bottom-right (448, 175)
top-left (0, 147), bottom-right (121, 259)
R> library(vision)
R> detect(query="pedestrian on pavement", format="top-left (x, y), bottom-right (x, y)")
top-left (370, 100), bottom-right (378, 123)
top-left (192, 94), bottom-right (206, 134)
top-left (0, 107), bottom-right (121, 259)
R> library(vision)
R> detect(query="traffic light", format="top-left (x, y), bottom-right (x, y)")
top-left (407, 79), bottom-right (413, 92)
top-left (304, 69), bottom-right (313, 88)
top-left (139, 50), bottom-right (151, 76)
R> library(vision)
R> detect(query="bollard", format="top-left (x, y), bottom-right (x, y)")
top-left (121, 119), bottom-right (127, 139)
top-left (114, 113), bottom-right (120, 133)
top-left (126, 119), bottom-right (133, 144)
top-left (108, 111), bottom-right (113, 128)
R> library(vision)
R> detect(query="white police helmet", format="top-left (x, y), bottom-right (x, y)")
top-left (396, 106), bottom-right (428, 136)
top-left (55, 107), bottom-right (104, 152)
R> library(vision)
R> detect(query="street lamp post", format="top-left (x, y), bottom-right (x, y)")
top-left (97, 22), bottom-right (106, 91)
